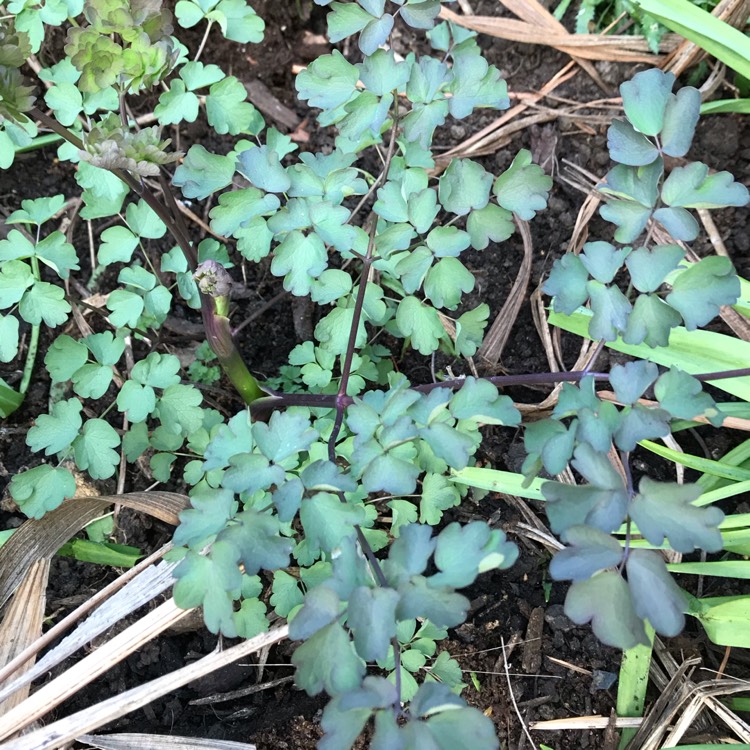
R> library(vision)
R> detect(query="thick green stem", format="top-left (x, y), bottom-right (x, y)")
top-left (27, 106), bottom-right (265, 404)
top-left (196, 261), bottom-right (264, 404)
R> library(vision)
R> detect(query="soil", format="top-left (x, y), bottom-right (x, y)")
top-left (1, 1), bottom-right (749, 748)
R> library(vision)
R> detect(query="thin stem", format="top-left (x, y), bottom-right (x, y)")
top-left (620, 449), bottom-right (634, 569)
top-left (19, 257), bottom-right (41, 395)
top-left (194, 20), bottom-right (213, 63)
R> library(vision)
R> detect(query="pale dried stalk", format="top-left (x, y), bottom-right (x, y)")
top-left (7, 626), bottom-right (290, 750)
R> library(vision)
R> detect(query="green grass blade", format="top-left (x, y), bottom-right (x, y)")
top-left (548, 309), bottom-right (750, 401)
top-left (634, 0), bottom-right (750, 79)
top-left (450, 467), bottom-right (546, 500)
top-left (639, 440), bottom-right (750, 482)
top-left (0, 380), bottom-right (23, 418)
top-left (616, 622), bottom-right (654, 750)
top-left (702, 98), bottom-right (750, 115)
top-left (685, 593), bottom-right (750, 647)
top-left (668, 560), bottom-right (750, 578)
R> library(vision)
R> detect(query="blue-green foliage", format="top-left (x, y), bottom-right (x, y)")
top-left (1, 0), bottom-right (744, 745)
top-left (537, 68), bottom-right (746, 649)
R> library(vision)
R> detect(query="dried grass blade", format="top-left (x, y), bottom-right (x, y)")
top-left (0, 544), bottom-right (171, 689)
top-left (7, 626), bottom-right (289, 750)
top-left (0, 492), bottom-right (188, 608)
top-left (0, 560), bottom-right (49, 716)
top-left (0, 558), bottom-right (178, 708)
top-left (78, 734), bottom-right (256, 750)
top-left (478, 218), bottom-right (533, 365)
top-left (0, 598), bottom-right (192, 742)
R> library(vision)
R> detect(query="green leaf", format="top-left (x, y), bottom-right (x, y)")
top-left (72, 418), bottom-right (121, 479)
top-left (545, 254), bottom-right (589, 315)
top-left (45, 82), bottom-right (83, 126)
top-left (454, 303), bottom-right (489, 358)
top-left (106, 289), bottom-right (144, 328)
top-left (661, 86), bottom-right (700, 157)
top-left (426, 707), bottom-right (500, 750)
top-left (601, 159), bottom-right (662, 207)
top-left (180, 60), bottom-right (225, 90)
top-left (19, 282), bottom-right (71, 326)
top-left (0, 315), bottom-right (19, 362)
top-left (666, 256), bottom-right (740, 330)
top-left (599, 199), bottom-right (652, 243)
top-left (296, 50), bottom-right (359, 111)
top-left (327, 2), bottom-right (373, 42)
top-left (155, 79), bottom-right (199, 124)
top-left (620, 68), bottom-right (674, 136)
top-left (126, 200), bottom-right (167, 239)
top-left (173, 542), bottom-right (242, 636)
top-left (72, 363), bottom-right (113, 399)
top-left (349, 586), bottom-right (400, 661)
top-left (493, 149), bottom-right (552, 220)
top-left (76, 162), bottom-right (129, 220)
top-left (271, 570), bottom-right (304, 617)
top-left (173, 145), bottom-right (235, 200)
top-left (466, 203), bottom-right (514, 250)
top-left (652, 206), bottom-right (699, 241)
top-left (383, 523), bottom-right (436, 587)
top-left (116, 380), bottom-right (157, 422)
top-left (447, 46), bottom-right (508, 118)
top-left (655, 367), bottom-right (720, 423)
top-left (401, 100), bottom-right (449, 148)
top-left (550, 525), bottom-right (623, 581)
top-left (219, 510), bottom-right (293, 575)
top-left (253, 411), bottom-right (318, 463)
top-left (425, 226), bottom-right (471, 258)
top-left (395, 296), bottom-right (445, 354)
top-left (401, 0), bottom-right (441, 29)
top-left (630, 477), bottom-right (724, 553)
top-left (292, 621), bottom-right (365, 696)
top-left (9, 465), bottom-right (76, 518)
top-left (610, 360), bottom-right (658, 404)
top-left (587, 281), bottom-right (632, 341)
top-left (155, 384), bottom-right (204, 435)
top-left (625, 244), bottom-right (684, 293)
top-left (661, 162), bottom-right (749, 209)
top-left (27, 398), bottom-right (83, 455)
top-left (423, 257), bottom-right (474, 310)
top-left (542, 444), bottom-right (629, 533)
top-left (206, 76), bottom-right (262, 135)
top-left (430, 521), bottom-right (517, 588)
top-left (438, 158), bottom-right (493, 216)
top-left (450, 377), bottom-right (519, 425)
top-left (359, 48), bottom-right (409, 96)
top-left (209, 188), bottom-right (280, 236)
top-left (131, 351), bottom-right (182, 388)
top-left (6, 194), bottom-right (66, 226)
top-left (98, 226), bottom-right (139, 265)
top-left (579, 241), bottom-right (630, 284)
top-left (626, 549), bottom-right (685, 636)
top-left (565, 571), bottom-right (647, 648)
top-left (204, 410), bottom-right (254, 470)
top-left (607, 119), bottom-right (659, 166)
top-left (214, 0), bottom-right (265, 43)
top-left (623, 293), bottom-right (681, 347)
top-left (289, 585), bottom-right (341, 641)
top-left (420, 473), bottom-right (460, 524)
top-left (396, 575), bottom-right (469, 628)
top-left (299, 492), bottom-right (367, 559)
top-left (271, 230), bottom-right (327, 295)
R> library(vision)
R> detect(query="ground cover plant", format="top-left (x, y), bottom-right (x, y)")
top-left (1, 0), bottom-right (749, 746)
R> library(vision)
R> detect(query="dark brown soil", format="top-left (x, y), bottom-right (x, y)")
top-left (1, 1), bottom-right (748, 748)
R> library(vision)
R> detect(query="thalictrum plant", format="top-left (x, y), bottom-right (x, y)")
top-left (1, 0), bottom-right (748, 746)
